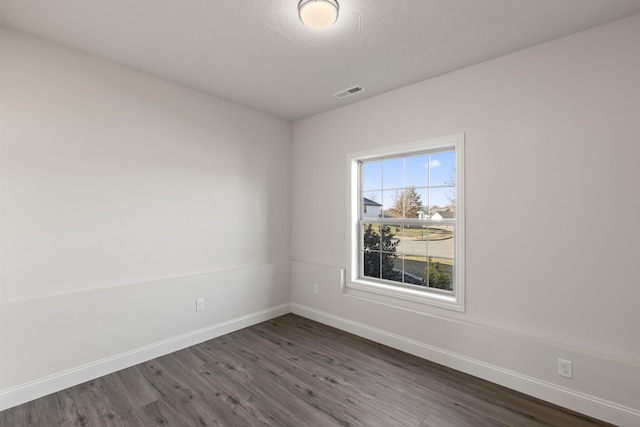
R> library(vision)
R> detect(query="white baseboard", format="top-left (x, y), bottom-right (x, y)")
top-left (0, 303), bottom-right (291, 412)
top-left (291, 303), bottom-right (640, 427)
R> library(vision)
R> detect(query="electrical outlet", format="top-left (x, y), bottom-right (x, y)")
top-left (313, 284), bottom-right (319, 295)
top-left (558, 359), bottom-right (573, 378)
top-left (196, 298), bottom-right (205, 312)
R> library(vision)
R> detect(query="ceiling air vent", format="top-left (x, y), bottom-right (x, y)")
top-left (333, 85), bottom-right (365, 99)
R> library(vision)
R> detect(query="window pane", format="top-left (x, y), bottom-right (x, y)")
top-left (361, 223), bottom-right (400, 282)
top-left (362, 161), bottom-right (382, 192)
top-left (429, 151), bottom-right (456, 187)
top-left (382, 190), bottom-right (400, 218)
top-left (401, 224), bottom-right (428, 286)
top-left (429, 187), bottom-right (456, 216)
top-left (362, 223), bottom-right (381, 251)
top-left (403, 187), bottom-right (423, 219)
top-left (362, 223), bottom-right (382, 279)
top-left (382, 188), bottom-right (427, 219)
top-left (400, 255), bottom-right (428, 286)
top-left (362, 191), bottom-right (382, 218)
top-left (383, 158), bottom-right (404, 190)
top-left (380, 224), bottom-right (401, 254)
top-left (426, 225), bottom-right (454, 291)
top-left (412, 188), bottom-right (428, 219)
top-left (363, 251), bottom-right (381, 279)
top-left (383, 256), bottom-right (402, 283)
top-left (405, 154), bottom-right (429, 188)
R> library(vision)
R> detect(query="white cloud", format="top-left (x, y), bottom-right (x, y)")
top-left (421, 159), bottom-right (441, 168)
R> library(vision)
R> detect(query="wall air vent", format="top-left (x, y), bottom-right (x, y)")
top-left (333, 85), bottom-right (365, 99)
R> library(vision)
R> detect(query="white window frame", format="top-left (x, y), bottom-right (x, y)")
top-left (346, 133), bottom-right (465, 311)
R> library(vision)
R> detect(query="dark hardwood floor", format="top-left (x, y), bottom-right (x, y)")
top-left (0, 314), bottom-right (614, 426)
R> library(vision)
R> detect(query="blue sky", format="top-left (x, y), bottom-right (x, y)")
top-left (362, 150), bottom-right (455, 212)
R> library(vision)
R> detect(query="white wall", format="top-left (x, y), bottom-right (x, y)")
top-left (291, 14), bottom-right (640, 426)
top-left (0, 27), bottom-right (291, 408)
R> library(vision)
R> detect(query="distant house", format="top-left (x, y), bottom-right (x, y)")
top-left (363, 197), bottom-right (382, 218)
top-left (430, 207), bottom-right (455, 220)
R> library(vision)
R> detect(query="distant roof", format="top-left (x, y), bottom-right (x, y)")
top-left (430, 207), bottom-right (455, 219)
top-left (363, 197), bottom-right (382, 207)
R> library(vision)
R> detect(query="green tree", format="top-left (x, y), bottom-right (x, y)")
top-left (387, 186), bottom-right (423, 218)
top-left (423, 257), bottom-right (452, 290)
top-left (363, 224), bottom-right (400, 281)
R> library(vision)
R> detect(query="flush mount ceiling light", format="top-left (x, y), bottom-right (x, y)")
top-left (298, 0), bottom-right (339, 29)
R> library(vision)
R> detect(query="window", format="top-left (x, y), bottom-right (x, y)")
top-left (347, 134), bottom-right (464, 311)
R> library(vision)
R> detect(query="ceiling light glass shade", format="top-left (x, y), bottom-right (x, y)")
top-left (298, 0), bottom-right (339, 29)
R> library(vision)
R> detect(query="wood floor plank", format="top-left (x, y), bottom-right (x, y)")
top-left (222, 334), bottom-right (351, 412)
top-left (256, 319), bottom-right (421, 385)
top-left (139, 398), bottom-right (221, 427)
top-left (110, 365), bottom-right (163, 410)
top-left (494, 388), bottom-right (611, 427)
top-left (0, 314), bottom-right (615, 427)
top-left (198, 338), bottom-right (352, 426)
top-left (133, 356), bottom-right (236, 426)
top-left (61, 378), bottom-right (135, 427)
top-left (332, 394), bottom-right (429, 427)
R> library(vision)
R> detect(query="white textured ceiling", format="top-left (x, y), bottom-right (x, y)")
top-left (1, 0), bottom-right (640, 120)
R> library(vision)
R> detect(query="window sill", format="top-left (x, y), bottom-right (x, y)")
top-left (347, 278), bottom-right (464, 312)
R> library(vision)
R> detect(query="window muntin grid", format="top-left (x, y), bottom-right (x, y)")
top-left (358, 148), bottom-right (456, 292)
